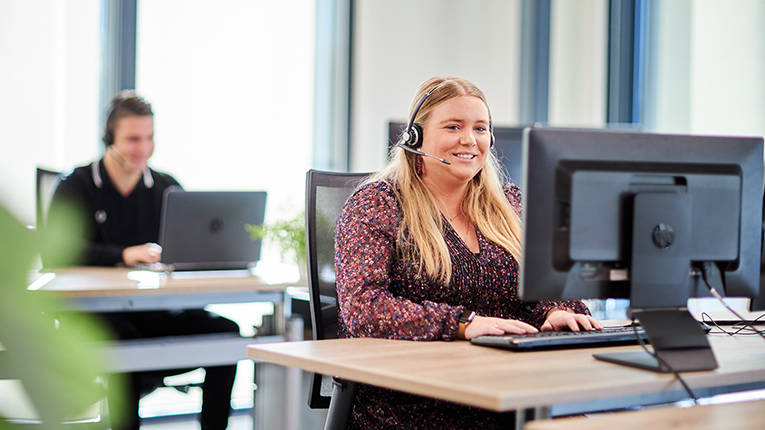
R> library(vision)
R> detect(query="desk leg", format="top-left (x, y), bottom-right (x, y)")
top-left (253, 317), bottom-right (304, 430)
top-left (515, 406), bottom-right (549, 430)
top-left (284, 317), bottom-right (304, 429)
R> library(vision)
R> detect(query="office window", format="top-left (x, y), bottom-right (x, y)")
top-left (548, 0), bottom-right (608, 128)
top-left (0, 0), bottom-right (101, 225)
top-left (643, 0), bottom-right (765, 138)
top-left (135, 1), bottom-right (316, 266)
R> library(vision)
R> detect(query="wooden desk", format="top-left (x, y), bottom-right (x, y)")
top-left (26, 266), bottom-right (306, 371)
top-left (525, 398), bottom-right (765, 430)
top-left (247, 335), bottom-right (765, 425)
top-left (27, 266), bottom-right (307, 429)
top-left (29, 266), bottom-right (291, 312)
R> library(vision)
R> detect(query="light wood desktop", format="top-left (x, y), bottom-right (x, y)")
top-left (28, 266), bottom-right (294, 312)
top-left (525, 398), bottom-right (765, 430)
top-left (26, 266), bottom-right (307, 429)
top-left (26, 266), bottom-right (306, 370)
top-left (247, 333), bottom-right (765, 426)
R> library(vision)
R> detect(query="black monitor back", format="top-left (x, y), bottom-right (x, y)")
top-left (518, 128), bottom-right (763, 305)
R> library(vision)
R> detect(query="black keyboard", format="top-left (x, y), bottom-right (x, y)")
top-left (470, 326), bottom-right (647, 351)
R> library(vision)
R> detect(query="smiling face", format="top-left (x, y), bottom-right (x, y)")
top-left (110, 114), bottom-right (154, 172)
top-left (419, 95), bottom-right (491, 188)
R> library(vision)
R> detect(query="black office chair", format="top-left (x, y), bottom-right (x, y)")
top-left (36, 167), bottom-right (65, 235)
top-left (305, 169), bottom-right (370, 430)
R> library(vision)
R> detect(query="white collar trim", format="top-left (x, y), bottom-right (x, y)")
top-left (92, 160), bottom-right (154, 189)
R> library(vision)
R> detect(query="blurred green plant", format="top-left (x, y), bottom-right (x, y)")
top-left (0, 204), bottom-right (127, 428)
top-left (245, 210), bottom-right (306, 265)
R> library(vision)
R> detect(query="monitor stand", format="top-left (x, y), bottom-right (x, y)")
top-left (593, 308), bottom-right (718, 372)
top-left (594, 192), bottom-right (718, 373)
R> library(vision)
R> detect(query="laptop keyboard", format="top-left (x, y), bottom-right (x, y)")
top-left (470, 326), bottom-right (647, 351)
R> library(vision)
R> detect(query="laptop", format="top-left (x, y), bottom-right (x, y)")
top-left (149, 189), bottom-right (267, 272)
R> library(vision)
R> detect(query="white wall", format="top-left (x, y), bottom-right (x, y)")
top-left (0, 0), bottom-right (101, 225)
top-left (689, 0), bottom-right (765, 138)
top-left (351, 0), bottom-right (522, 172)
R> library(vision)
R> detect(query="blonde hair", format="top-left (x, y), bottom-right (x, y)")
top-left (369, 76), bottom-right (523, 284)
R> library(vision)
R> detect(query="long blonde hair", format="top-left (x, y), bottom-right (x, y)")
top-left (368, 76), bottom-right (523, 284)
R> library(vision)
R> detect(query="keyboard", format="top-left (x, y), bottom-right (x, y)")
top-left (470, 326), bottom-right (647, 351)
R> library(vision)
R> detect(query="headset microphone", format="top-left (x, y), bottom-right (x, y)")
top-left (396, 141), bottom-right (451, 165)
top-left (108, 146), bottom-right (133, 171)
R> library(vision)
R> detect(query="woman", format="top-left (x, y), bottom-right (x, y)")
top-left (335, 76), bottom-right (601, 429)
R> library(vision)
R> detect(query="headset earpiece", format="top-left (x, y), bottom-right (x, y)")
top-left (401, 123), bottom-right (424, 149)
top-left (399, 83), bottom-right (442, 151)
top-left (103, 99), bottom-right (118, 146)
top-left (103, 129), bottom-right (113, 146)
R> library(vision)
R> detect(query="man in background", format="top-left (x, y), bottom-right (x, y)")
top-left (46, 91), bottom-right (238, 430)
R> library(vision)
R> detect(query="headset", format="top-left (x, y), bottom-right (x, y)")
top-left (397, 81), bottom-right (496, 162)
top-left (102, 96), bottom-right (121, 147)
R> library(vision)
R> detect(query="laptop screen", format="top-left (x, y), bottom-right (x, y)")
top-left (158, 190), bottom-right (267, 271)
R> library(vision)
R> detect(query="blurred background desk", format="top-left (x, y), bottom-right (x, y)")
top-left (248, 335), bottom-right (765, 429)
top-left (29, 266), bottom-right (289, 313)
top-left (29, 266), bottom-right (308, 429)
top-left (525, 398), bottom-right (765, 430)
top-left (29, 266), bottom-right (296, 370)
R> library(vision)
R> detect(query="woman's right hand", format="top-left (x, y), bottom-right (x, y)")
top-left (464, 315), bottom-right (538, 339)
top-left (122, 243), bottom-right (162, 266)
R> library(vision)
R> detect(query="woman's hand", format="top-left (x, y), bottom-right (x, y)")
top-left (541, 309), bottom-right (603, 332)
top-left (464, 315), bottom-right (538, 339)
top-left (122, 243), bottom-right (162, 266)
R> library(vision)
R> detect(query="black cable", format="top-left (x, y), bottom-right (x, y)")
top-left (631, 317), bottom-right (698, 404)
top-left (700, 311), bottom-right (765, 336)
top-left (699, 312), bottom-right (731, 335)
top-left (700, 262), bottom-right (765, 342)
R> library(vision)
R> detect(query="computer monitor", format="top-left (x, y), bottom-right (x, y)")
top-left (388, 121), bottom-right (526, 190)
top-left (491, 126), bottom-right (525, 191)
top-left (518, 128), bottom-right (763, 372)
top-left (749, 191), bottom-right (765, 311)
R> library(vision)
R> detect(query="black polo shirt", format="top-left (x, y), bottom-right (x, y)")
top-left (47, 159), bottom-right (181, 266)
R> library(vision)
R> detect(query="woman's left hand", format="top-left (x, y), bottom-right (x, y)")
top-left (541, 309), bottom-right (603, 332)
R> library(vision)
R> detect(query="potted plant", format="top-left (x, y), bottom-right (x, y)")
top-left (246, 210), bottom-right (307, 278)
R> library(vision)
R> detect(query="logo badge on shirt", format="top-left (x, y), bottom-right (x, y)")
top-left (95, 210), bottom-right (107, 224)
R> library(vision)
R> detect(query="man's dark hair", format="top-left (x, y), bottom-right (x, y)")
top-left (102, 90), bottom-right (153, 146)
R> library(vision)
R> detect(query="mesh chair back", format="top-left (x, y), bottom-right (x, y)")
top-left (36, 168), bottom-right (64, 234)
top-left (305, 169), bottom-right (369, 408)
